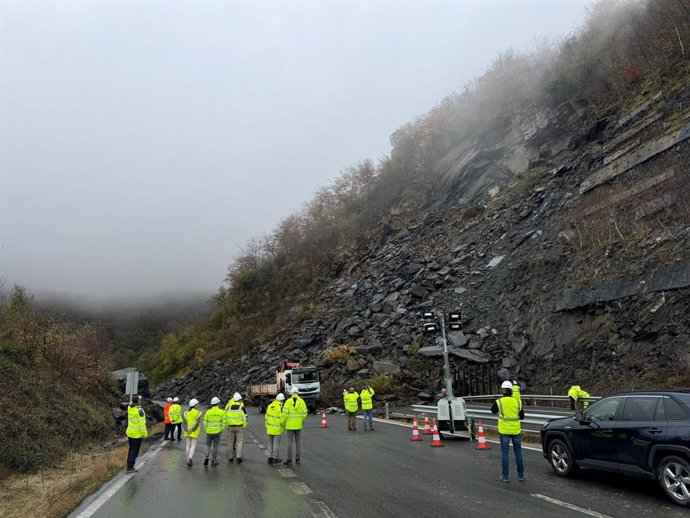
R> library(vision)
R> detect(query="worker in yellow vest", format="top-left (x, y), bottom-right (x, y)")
top-left (265, 393), bottom-right (285, 464)
top-left (125, 395), bottom-right (147, 474)
top-left (183, 398), bottom-right (202, 467)
top-left (511, 380), bottom-right (522, 402)
top-left (225, 392), bottom-right (247, 464)
top-left (568, 385), bottom-right (590, 410)
top-left (169, 397), bottom-right (183, 441)
top-left (491, 380), bottom-right (525, 482)
top-left (282, 387), bottom-right (307, 465)
top-left (203, 396), bottom-right (225, 467)
top-left (343, 388), bottom-right (360, 431)
top-left (359, 385), bottom-right (375, 431)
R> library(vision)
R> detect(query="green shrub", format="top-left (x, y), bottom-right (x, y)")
top-left (321, 344), bottom-right (356, 365)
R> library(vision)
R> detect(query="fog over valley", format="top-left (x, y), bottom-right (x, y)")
top-left (0, 0), bottom-right (590, 301)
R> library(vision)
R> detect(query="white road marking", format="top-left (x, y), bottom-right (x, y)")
top-left (531, 494), bottom-right (613, 518)
top-left (71, 441), bottom-right (168, 518)
top-left (312, 501), bottom-right (338, 518)
top-left (257, 444), bottom-right (266, 449)
top-left (278, 468), bottom-right (297, 478)
top-left (290, 482), bottom-right (313, 495)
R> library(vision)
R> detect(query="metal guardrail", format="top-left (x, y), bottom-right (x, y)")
top-left (460, 394), bottom-right (601, 404)
top-left (411, 404), bottom-right (567, 432)
top-left (411, 394), bottom-right (601, 432)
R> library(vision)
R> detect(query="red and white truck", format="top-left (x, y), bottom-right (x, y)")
top-left (248, 361), bottom-right (321, 413)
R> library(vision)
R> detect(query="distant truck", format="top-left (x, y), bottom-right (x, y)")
top-left (249, 361), bottom-right (321, 414)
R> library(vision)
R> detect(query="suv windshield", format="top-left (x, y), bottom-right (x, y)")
top-left (293, 371), bottom-right (318, 383)
top-left (585, 396), bottom-right (624, 421)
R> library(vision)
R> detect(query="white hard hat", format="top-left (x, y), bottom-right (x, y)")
top-left (166, 397), bottom-right (172, 402)
top-left (189, 398), bottom-right (199, 407)
top-left (173, 397), bottom-right (179, 402)
top-left (290, 387), bottom-right (299, 394)
top-left (233, 392), bottom-right (242, 401)
top-left (276, 393), bottom-right (285, 401)
top-left (211, 396), bottom-right (221, 405)
top-left (501, 381), bottom-right (513, 390)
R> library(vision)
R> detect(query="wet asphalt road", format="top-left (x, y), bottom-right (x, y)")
top-left (71, 409), bottom-right (689, 518)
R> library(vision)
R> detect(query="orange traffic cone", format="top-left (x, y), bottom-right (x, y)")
top-left (430, 420), bottom-right (444, 447)
top-left (410, 416), bottom-right (423, 441)
top-left (422, 413), bottom-right (433, 435)
top-left (476, 420), bottom-right (491, 450)
top-left (320, 410), bottom-right (329, 428)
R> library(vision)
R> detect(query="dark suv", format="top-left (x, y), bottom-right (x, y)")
top-left (541, 391), bottom-right (690, 507)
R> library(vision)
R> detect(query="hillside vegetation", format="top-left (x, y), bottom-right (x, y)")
top-left (0, 287), bottom-right (117, 475)
top-left (148, 0), bottom-right (690, 397)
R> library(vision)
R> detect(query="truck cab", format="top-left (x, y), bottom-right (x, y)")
top-left (278, 362), bottom-right (320, 413)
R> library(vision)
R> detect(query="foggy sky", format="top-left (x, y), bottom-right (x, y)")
top-left (0, 0), bottom-right (591, 301)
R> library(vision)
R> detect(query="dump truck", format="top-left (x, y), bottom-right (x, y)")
top-left (249, 361), bottom-right (321, 413)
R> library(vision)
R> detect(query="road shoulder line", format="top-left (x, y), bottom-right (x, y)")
top-left (531, 493), bottom-right (613, 518)
top-left (68, 440), bottom-right (169, 518)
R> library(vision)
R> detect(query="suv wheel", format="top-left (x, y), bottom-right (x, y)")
top-left (658, 456), bottom-right (690, 507)
top-left (548, 438), bottom-right (577, 477)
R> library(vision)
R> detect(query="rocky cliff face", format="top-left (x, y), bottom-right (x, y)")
top-left (156, 81), bottom-right (690, 405)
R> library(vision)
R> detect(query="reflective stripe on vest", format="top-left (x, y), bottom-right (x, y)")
top-left (126, 405), bottom-right (147, 439)
top-left (184, 408), bottom-right (202, 439)
top-left (497, 397), bottom-right (522, 435)
top-left (204, 407), bottom-right (225, 434)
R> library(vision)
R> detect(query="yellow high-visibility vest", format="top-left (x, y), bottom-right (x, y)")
top-left (204, 406), bottom-right (225, 435)
top-left (126, 405), bottom-right (148, 439)
top-left (184, 408), bottom-right (202, 439)
top-left (265, 400), bottom-right (284, 436)
top-left (497, 396), bottom-right (522, 435)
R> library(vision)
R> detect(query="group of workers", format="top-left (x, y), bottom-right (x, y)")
top-left (342, 385), bottom-right (375, 431)
top-left (126, 386), bottom-right (309, 473)
top-left (127, 381), bottom-right (589, 484)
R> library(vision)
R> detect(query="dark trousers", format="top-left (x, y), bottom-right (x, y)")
top-left (164, 423), bottom-right (172, 439)
top-left (127, 437), bottom-right (142, 469)
top-left (173, 423), bottom-right (182, 440)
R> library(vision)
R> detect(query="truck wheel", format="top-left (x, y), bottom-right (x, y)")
top-left (658, 455), bottom-right (690, 507)
top-left (548, 438), bottom-right (578, 477)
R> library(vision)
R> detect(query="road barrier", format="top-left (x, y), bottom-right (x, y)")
top-left (410, 394), bottom-right (601, 435)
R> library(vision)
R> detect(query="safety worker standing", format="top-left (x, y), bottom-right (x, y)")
top-left (183, 398), bottom-right (202, 467)
top-left (265, 393), bottom-right (285, 464)
top-left (169, 397), bottom-right (183, 441)
top-left (125, 395), bottom-right (148, 474)
top-left (511, 380), bottom-right (522, 402)
top-left (568, 385), bottom-right (590, 410)
top-left (163, 397), bottom-right (173, 441)
top-left (343, 388), bottom-right (359, 431)
top-left (225, 392), bottom-right (247, 464)
top-left (203, 396), bottom-right (225, 467)
top-left (359, 385), bottom-right (375, 431)
top-left (491, 380), bottom-right (525, 483)
top-left (282, 387), bottom-right (307, 465)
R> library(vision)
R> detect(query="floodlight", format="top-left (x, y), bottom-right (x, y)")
top-left (423, 322), bottom-right (439, 333)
